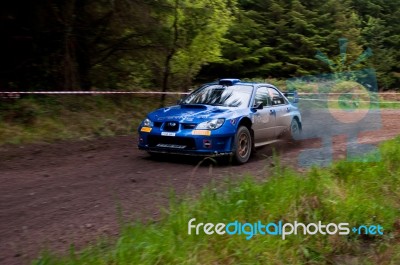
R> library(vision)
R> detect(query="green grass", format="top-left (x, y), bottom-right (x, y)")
top-left (298, 96), bottom-right (400, 110)
top-left (378, 100), bottom-right (400, 109)
top-left (33, 137), bottom-right (400, 265)
top-left (0, 95), bottom-right (179, 145)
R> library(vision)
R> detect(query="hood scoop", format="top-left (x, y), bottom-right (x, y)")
top-left (180, 104), bottom-right (207, 109)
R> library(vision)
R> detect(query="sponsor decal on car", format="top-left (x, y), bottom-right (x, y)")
top-left (156, 144), bottom-right (186, 149)
top-left (161, 132), bottom-right (176, 137)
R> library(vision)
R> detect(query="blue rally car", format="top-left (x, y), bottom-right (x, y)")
top-left (138, 79), bottom-right (302, 164)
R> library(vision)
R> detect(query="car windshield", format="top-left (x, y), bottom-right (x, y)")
top-left (182, 85), bottom-right (253, 108)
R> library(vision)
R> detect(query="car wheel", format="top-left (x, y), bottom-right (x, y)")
top-left (288, 119), bottom-right (301, 141)
top-left (233, 126), bottom-right (252, 164)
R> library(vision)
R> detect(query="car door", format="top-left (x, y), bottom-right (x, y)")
top-left (252, 86), bottom-right (277, 144)
top-left (268, 86), bottom-right (292, 136)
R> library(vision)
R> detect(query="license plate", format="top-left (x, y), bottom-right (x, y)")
top-left (161, 132), bottom-right (176, 136)
top-left (156, 144), bottom-right (186, 149)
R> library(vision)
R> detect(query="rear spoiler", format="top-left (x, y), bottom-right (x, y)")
top-left (283, 91), bottom-right (299, 104)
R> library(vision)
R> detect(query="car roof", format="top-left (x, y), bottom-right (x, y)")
top-left (206, 79), bottom-right (277, 88)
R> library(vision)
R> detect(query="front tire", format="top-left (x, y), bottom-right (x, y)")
top-left (288, 118), bottom-right (301, 142)
top-left (233, 126), bottom-right (252, 164)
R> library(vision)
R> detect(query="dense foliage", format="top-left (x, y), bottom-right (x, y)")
top-left (1, 0), bottom-right (399, 92)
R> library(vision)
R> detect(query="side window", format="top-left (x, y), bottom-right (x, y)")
top-left (268, 87), bottom-right (286, 105)
top-left (254, 87), bottom-right (271, 107)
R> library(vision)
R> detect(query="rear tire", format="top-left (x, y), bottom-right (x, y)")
top-left (233, 126), bottom-right (252, 164)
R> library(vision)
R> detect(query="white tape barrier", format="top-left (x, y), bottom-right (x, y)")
top-left (0, 91), bottom-right (189, 99)
top-left (0, 91), bottom-right (189, 95)
top-left (299, 98), bottom-right (400, 104)
top-left (1, 91), bottom-right (399, 104)
top-left (0, 91), bottom-right (398, 95)
top-left (299, 92), bottom-right (400, 95)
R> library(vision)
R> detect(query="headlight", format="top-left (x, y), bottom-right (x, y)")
top-left (143, 118), bottom-right (153, 127)
top-left (196, 118), bottom-right (225, 130)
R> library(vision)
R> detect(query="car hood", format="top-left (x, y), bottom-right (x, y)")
top-left (148, 104), bottom-right (240, 123)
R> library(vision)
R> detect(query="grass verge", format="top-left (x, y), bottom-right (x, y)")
top-left (298, 97), bottom-right (400, 110)
top-left (34, 137), bottom-right (400, 264)
top-left (0, 95), bottom-right (178, 145)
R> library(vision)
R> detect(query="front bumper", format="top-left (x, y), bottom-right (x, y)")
top-left (138, 126), bottom-right (235, 156)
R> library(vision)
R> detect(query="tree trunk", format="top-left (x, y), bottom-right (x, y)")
top-left (63, 0), bottom-right (80, 90)
top-left (160, 0), bottom-right (179, 107)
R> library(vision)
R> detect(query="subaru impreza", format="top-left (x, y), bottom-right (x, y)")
top-left (137, 79), bottom-right (301, 164)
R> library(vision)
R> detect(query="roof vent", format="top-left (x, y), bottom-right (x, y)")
top-left (218, 78), bottom-right (241, 86)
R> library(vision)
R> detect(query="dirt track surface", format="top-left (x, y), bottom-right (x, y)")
top-left (1, 110), bottom-right (399, 265)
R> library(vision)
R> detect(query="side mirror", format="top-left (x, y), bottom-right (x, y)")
top-left (293, 91), bottom-right (299, 103)
top-left (283, 91), bottom-right (299, 104)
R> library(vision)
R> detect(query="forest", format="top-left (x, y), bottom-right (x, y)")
top-left (1, 0), bottom-right (399, 93)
